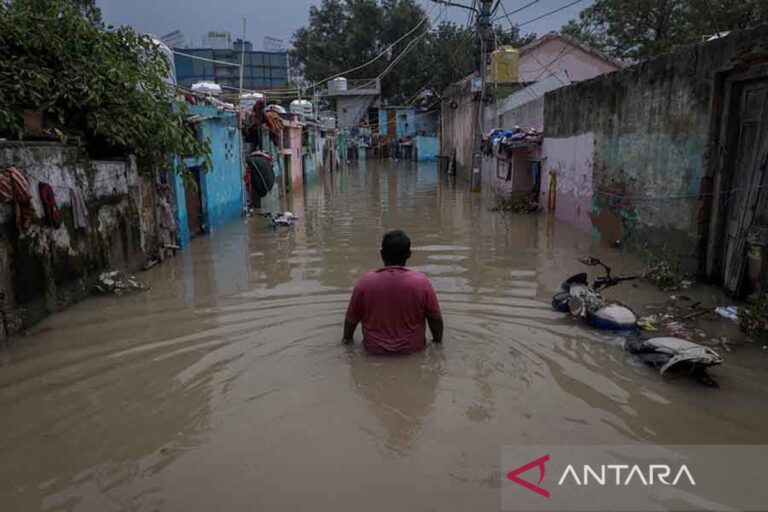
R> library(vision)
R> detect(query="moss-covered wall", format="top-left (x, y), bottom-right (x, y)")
top-left (543, 26), bottom-right (768, 273)
top-left (0, 142), bottom-right (144, 336)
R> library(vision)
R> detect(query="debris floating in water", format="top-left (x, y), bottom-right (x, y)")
top-left (491, 192), bottom-right (539, 213)
top-left (94, 271), bottom-right (149, 296)
top-left (268, 211), bottom-right (299, 229)
top-left (715, 306), bottom-right (739, 323)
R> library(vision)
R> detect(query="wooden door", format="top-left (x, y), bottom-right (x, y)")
top-left (387, 109), bottom-right (396, 138)
top-left (185, 167), bottom-right (203, 237)
top-left (722, 79), bottom-right (768, 295)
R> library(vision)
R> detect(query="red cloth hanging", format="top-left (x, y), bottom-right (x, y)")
top-left (0, 166), bottom-right (36, 233)
top-left (38, 181), bottom-right (62, 229)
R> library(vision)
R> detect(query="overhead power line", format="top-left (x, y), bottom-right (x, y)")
top-left (701, 0), bottom-right (723, 37)
top-left (516, 0), bottom-right (587, 28)
top-left (311, 1), bottom-right (446, 103)
top-left (305, 15), bottom-right (431, 90)
top-left (175, 11), bottom-right (433, 94)
top-left (173, 51), bottom-right (241, 67)
top-left (491, 0), bottom-right (543, 24)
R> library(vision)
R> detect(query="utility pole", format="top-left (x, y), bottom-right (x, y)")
top-left (432, 0), bottom-right (494, 192)
top-left (239, 16), bottom-right (248, 212)
top-left (239, 16), bottom-right (247, 94)
top-left (472, 0), bottom-right (493, 192)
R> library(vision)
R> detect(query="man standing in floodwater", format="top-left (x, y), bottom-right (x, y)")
top-left (343, 230), bottom-right (444, 354)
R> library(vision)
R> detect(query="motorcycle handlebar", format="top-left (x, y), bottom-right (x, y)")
top-left (593, 275), bottom-right (639, 289)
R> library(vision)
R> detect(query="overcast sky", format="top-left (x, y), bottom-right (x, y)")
top-left (97, 0), bottom-right (592, 50)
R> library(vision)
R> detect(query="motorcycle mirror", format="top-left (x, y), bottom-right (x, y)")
top-left (578, 256), bottom-right (602, 266)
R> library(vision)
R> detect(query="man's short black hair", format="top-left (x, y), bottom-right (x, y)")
top-left (381, 230), bottom-right (411, 265)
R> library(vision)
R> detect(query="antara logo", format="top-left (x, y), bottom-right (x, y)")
top-left (507, 455), bottom-right (696, 498)
top-left (507, 455), bottom-right (551, 498)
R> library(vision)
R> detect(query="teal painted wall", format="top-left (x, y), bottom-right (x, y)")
top-left (379, 107), bottom-right (416, 137)
top-left (539, 30), bottom-right (762, 271)
top-left (415, 136), bottom-right (438, 161)
top-left (170, 169), bottom-right (190, 247)
top-left (378, 109), bottom-right (388, 136)
top-left (178, 105), bottom-right (243, 236)
top-left (415, 111), bottom-right (439, 136)
top-left (198, 106), bottom-right (242, 230)
top-left (396, 108), bottom-right (415, 138)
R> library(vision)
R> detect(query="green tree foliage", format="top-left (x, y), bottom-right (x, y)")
top-left (563, 0), bottom-right (768, 62)
top-left (0, 0), bottom-right (209, 172)
top-left (291, 0), bottom-right (534, 102)
top-left (71, 0), bottom-right (102, 24)
top-left (493, 24), bottom-right (537, 49)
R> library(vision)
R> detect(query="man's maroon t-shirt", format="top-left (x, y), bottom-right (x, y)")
top-left (345, 266), bottom-right (441, 354)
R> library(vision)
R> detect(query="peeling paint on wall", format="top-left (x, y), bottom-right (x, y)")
top-left (542, 27), bottom-right (768, 272)
top-left (181, 105), bottom-right (244, 234)
top-left (589, 182), bottom-right (639, 244)
top-left (541, 133), bottom-right (595, 233)
top-left (0, 143), bottom-right (143, 336)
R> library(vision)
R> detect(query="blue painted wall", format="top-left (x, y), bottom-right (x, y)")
top-left (379, 107), bottom-right (416, 138)
top-left (175, 104), bottom-right (243, 245)
top-left (396, 108), bottom-right (415, 138)
top-left (170, 170), bottom-right (190, 247)
top-left (415, 111), bottom-right (439, 136)
top-left (415, 136), bottom-right (438, 161)
top-left (195, 105), bottom-right (243, 230)
top-left (378, 109), bottom-right (388, 136)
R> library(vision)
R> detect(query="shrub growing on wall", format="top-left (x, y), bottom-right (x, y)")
top-left (0, 0), bottom-right (209, 173)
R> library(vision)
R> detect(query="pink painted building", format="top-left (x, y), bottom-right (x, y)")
top-left (517, 32), bottom-right (623, 84)
top-left (482, 33), bottom-right (622, 231)
top-left (280, 115), bottom-right (304, 193)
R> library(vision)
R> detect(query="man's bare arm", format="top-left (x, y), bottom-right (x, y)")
top-left (342, 321), bottom-right (357, 344)
top-left (427, 314), bottom-right (444, 343)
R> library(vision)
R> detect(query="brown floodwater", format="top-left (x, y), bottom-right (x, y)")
top-left (1, 160), bottom-right (766, 511)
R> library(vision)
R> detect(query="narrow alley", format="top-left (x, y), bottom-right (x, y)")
top-left (1, 161), bottom-right (766, 511)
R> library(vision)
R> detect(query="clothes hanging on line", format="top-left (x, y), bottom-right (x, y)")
top-left (38, 181), bottom-right (62, 229)
top-left (0, 166), bottom-right (36, 233)
top-left (70, 188), bottom-right (89, 230)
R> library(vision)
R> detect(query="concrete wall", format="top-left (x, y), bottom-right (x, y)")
top-left (541, 133), bottom-right (595, 233)
top-left (519, 36), bottom-right (620, 83)
top-left (543, 26), bottom-right (768, 271)
top-left (499, 98), bottom-right (544, 130)
top-left (283, 120), bottom-right (304, 193)
top-left (481, 73), bottom-right (570, 198)
top-left (485, 72), bottom-right (571, 130)
top-left (0, 143), bottom-right (143, 336)
top-left (337, 96), bottom-right (376, 129)
top-left (441, 80), bottom-right (477, 181)
top-left (484, 148), bottom-right (540, 198)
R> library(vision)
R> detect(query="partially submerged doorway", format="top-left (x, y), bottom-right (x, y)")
top-left (707, 66), bottom-right (768, 296)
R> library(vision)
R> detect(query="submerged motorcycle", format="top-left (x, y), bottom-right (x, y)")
top-left (552, 257), bottom-right (639, 330)
top-left (624, 337), bottom-right (723, 385)
top-left (552, 257), bottom-right (723, 385)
